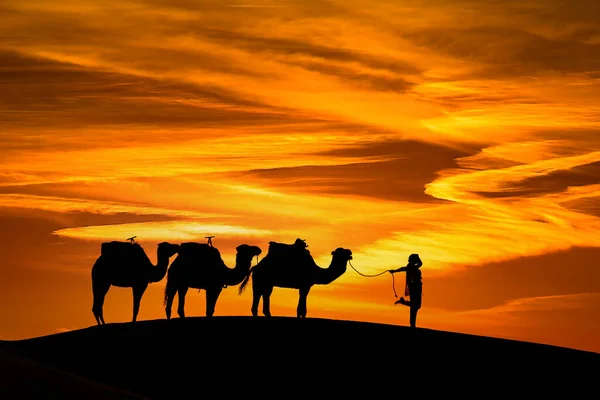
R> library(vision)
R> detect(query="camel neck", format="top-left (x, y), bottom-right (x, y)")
top-left (313, 258), bottom-right (347, 285)
top-left (149, 255), bottom-right (169, 283)
top-left (224, 255), bottom-right (253, 286)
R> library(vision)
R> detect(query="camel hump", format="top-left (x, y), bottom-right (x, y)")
top-left (267, 238), bottom-right (311, 258)
top-left (179, 242), bottom-right (223, 259)
top-left (100, 241), bottom-right (143, 257)
top-left (268, 238), bottom-right (308, 249)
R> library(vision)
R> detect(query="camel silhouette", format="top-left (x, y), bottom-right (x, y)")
top-left (238, 238), bottom-right (353, 318)
top-left (163, 242), bottom-right (262, 319)
top-left (91, 238), bottom-right (180, 325)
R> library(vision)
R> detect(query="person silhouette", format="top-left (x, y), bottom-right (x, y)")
top-left (389, 254), bottom-right (423, 328)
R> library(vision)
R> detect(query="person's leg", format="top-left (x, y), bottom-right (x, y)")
top-left (409, 307), bottom-right (418, 328)
top-left (395, 297), bottom-right (409, 305)
top-left (396, 297), bottom-right (418, 307)
top-left (410, 289), bottom-right (422, 328)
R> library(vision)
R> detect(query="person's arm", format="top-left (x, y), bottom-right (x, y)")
top-left (388, 266), bottom-right (407, 274)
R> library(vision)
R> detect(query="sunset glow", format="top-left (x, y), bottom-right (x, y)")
top-left (1, 0), bottom-right (599, 353)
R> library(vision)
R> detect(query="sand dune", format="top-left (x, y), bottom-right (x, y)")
top-left (0, 348), bottom-right (146, 399)
top-left (1, 317), bottom-right (598, 398)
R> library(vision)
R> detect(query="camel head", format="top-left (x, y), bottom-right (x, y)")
top-left (331, 247), bottom-right (352, 263)
top-left (236, 244), bottom-right (262, 261)
top-left (157, 242), bottom-right (180, 259)
top-left (331, 247), bottom-right (353, 261)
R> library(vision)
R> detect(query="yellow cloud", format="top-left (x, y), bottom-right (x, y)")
top-left (54, 221), bottom-right (274, 241)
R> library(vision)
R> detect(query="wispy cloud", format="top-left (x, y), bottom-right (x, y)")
top-left (54, 221), bottom-right (275, 241)
top-left (56, 326), bottom-right (78, 333)
top-left (464, 293), bottom-right (600, 315)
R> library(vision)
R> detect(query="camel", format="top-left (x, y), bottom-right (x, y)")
top-left (163, 242), bottom-right (262, 319)
top-left (238, 238), bottom-right (353, 318)
top-left (91, 238), bottom-right (180, 325)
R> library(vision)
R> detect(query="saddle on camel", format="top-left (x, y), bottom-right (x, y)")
top-left (100, 236), bottom-right (145, 258)
top-left (266, 238), bottom-right (311, 257)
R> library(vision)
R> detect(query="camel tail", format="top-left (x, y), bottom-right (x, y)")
top-left (163, 275), bottom-right (175, 307)
top-left (238, 267), bottom-right (253, 295)
top-left (163, 284), bottom-right (169, 307)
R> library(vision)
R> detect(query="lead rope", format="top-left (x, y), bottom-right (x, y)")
top-left (348, 260), bottom-right (398, 298)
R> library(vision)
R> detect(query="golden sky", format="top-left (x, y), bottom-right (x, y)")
top-left (1, 0), bottom-right (600, 353)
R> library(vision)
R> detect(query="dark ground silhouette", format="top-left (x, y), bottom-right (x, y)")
top-left (0, 348), bottom-right (144, 399)
top-left (163, 242), bottom-right (261, 319)
top-left (91, 239), bottom-right (179, 325)
top-left (239, 238), bottom-right (353, 318)
top-left (1, 317), bottom-right (598, 398)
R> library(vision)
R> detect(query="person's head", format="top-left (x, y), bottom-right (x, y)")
top-left (408, 253), bottom-right (421, 266)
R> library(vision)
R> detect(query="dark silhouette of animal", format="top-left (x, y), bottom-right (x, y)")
top-left (239, 238), bottom-right (352, 318)
top-left (91, 238), bottom-right (179, 325)
top-left (164, 243), bottom-right (262, 318)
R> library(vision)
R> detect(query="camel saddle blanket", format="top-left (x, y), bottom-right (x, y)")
top-left (100, 241), bottom-right (143, 257)
top-left (178, 242), bottom-right (223, 260)
top-left (267, 238), bottom-right (310, 258)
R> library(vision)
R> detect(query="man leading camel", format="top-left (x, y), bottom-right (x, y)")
top-left (389, 254), bottom-right (423, 328)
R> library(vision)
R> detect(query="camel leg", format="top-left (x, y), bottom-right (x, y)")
top-left (92, 281), bottom-right (110, 325)
top-left (177, 286), bottom-right (189, 318)
top-left (251, 279), bottom-right (261, 317)
top-left (297, 286), bottom-right (311, 319)
top-left (164, 284), bottom-right (177, 320)
top-left (206, 287), bottom-right (223, 317)
top-left (164, 271), bottom-right (177, 320)
top-left (132, 283), bottom-right (148, 323)
top-left (262, 286), bottom-right (273, 318)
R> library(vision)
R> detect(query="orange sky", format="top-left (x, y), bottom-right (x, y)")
top-left (1, 0), bottom-right (600, 353)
